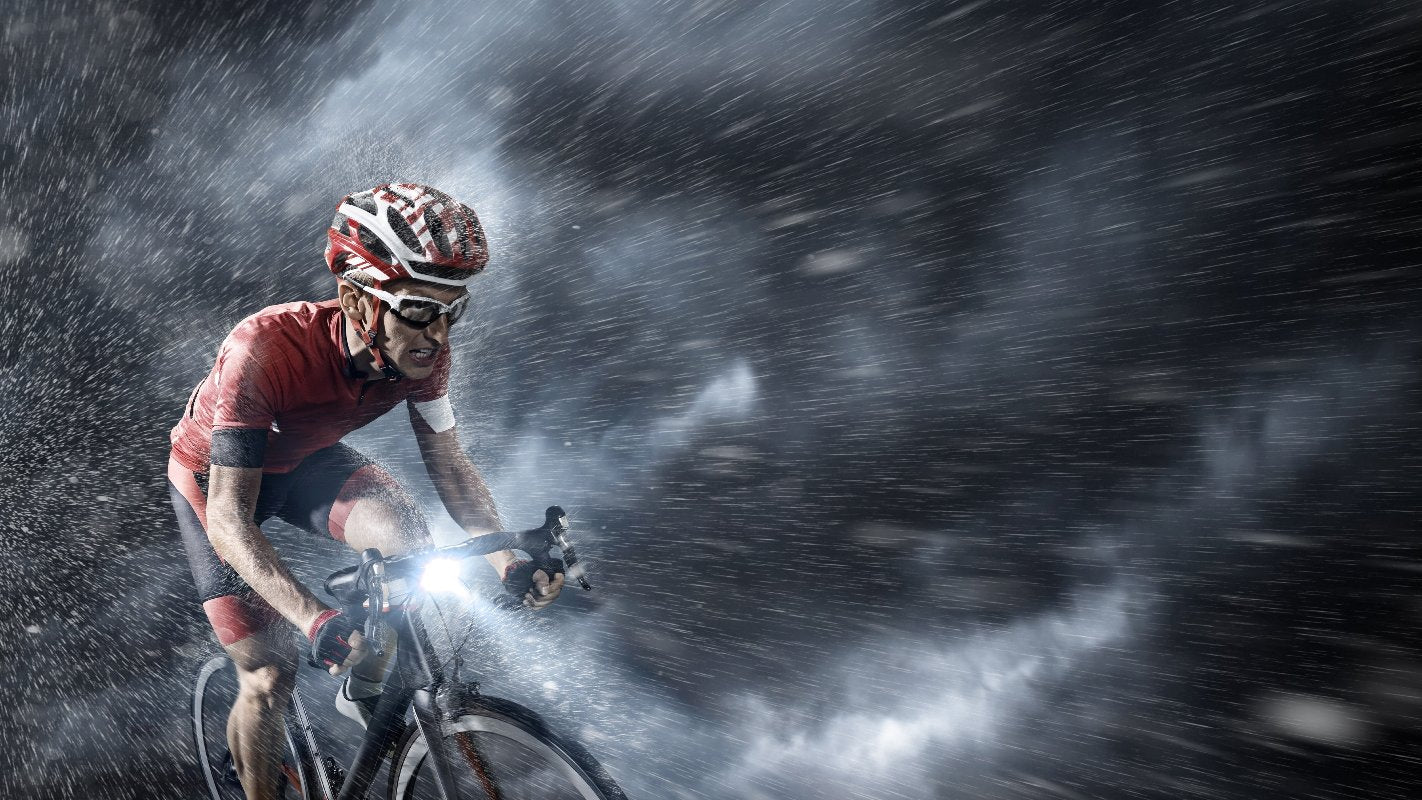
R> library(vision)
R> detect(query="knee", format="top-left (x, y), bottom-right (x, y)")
top-left (237, 660), bottom-right (296, 705)
top-left (346, 494), bottom-right (433, 556)
top-left (380, 497), bottom-right (429, 540)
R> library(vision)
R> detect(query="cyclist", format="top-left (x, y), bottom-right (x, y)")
top-left (168, 183), bottom-right (564, 800)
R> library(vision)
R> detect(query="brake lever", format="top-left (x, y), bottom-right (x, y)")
top-left (551, 516), bottom-right (593, 591)
top-left (517, 506), bottom-right (593, 591)
top-left (360, 548), bottom-right (386, 657)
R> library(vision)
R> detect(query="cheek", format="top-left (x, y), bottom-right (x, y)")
top-left (380, 315), bottom-right (410, 345)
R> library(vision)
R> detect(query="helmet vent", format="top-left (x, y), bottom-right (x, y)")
top-left (387, 206), bottom-right (424, 254)
top-left (356, 225), bottom-right (393, 263)
top-left (410, 260), bottom-right (481, 282)
top-left (427, 211), bottom-right (453, 259)
top-left (350, 193), bottom-right (379, 215)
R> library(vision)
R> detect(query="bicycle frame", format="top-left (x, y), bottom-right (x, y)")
top-left (288, 506), bottom-right (585, 800)
top-left (282, 582), bottom-right (479, 800)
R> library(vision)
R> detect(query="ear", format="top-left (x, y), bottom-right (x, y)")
top-left (336, 281), bottom-right (368, 321)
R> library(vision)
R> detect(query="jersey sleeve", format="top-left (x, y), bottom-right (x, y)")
top-left (408, 348), bottom-right (455, 433)
top-left (210, 321), bottom-right (287, 431)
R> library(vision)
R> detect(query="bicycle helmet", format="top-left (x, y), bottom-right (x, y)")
top-left (325, 183), bottom-right (488, 379)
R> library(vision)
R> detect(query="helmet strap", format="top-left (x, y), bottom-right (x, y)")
top-left (350, 290), bottom-right (404, 382)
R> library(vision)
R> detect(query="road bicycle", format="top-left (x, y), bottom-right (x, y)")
top-left (192, 506), bottom-right (627, 799)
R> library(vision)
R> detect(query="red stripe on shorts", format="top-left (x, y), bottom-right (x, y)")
top-left (203, 595), bottom-right (283, 646)
top-left (167, 457), bottom-right (209, 529)
top-left (328, 464), bottom-right (401, 542)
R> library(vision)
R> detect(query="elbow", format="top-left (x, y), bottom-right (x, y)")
top-left (204, 520), bottom-right (236, 562)
top-left (203, 508), bottom-right (249, 560)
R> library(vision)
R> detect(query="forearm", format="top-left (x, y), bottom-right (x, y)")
top-left (429, 454), bottom-right (502, 534)
top-left (433, 458), bottom-right (520, 575)
top-left (208, 516), bottom-right (328, 632)
top-left (420, 434), bottom-right (517, 575)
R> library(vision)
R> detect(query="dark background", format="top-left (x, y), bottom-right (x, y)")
top-left (3, 1), bottom-right (1421, 798)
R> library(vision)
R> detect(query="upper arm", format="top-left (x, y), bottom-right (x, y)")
top-left (204, 323), bottom-right (283, 527)
top-left (410, 394), bottom-right (456, 435)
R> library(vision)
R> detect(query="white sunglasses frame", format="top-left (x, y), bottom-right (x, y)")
top-left (356, 283), bottom-right (470, 326)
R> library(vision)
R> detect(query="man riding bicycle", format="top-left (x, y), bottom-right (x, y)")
top-left (168, 183), bottom-right (564, 800)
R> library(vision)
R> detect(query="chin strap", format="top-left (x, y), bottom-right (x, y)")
top-left (350, 288), bottom-right (405, 382)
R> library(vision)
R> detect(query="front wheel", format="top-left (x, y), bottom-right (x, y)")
top-left (387, 695), bottom-right (626, 800)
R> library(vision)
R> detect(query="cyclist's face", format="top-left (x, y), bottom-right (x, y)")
top-left (374, 281), bottom-right (469, 379)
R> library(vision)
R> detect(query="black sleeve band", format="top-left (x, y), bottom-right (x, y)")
top-left (210, 427), bottom-right (268, 468)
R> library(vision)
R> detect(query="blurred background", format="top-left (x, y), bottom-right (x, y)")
top-left (3, 1), bottom-right (1421, 797)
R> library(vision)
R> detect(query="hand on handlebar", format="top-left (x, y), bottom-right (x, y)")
top-left (328, 629), bottom-right (368, 676)
top-left (527, 569), bottom-right (565, 610)
top-left (502, 560), bottom-right (566, 610)
top-left (307, 609), bottom-right (370, 676)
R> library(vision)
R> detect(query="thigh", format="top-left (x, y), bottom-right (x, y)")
top-left (338, 466), bottom-right (433, 558)
top-left (278, 443), bottom-right (431, 556)
top-left (275, 442), bottom-right (375, 541)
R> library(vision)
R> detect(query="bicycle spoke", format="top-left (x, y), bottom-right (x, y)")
top-left (455, 730), bottom-right (504, 800)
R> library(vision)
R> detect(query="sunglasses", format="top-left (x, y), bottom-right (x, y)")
top-left (359, 284), bottom-right (471, 328)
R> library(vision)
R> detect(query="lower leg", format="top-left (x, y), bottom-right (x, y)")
top-left (337, 626), bottom-right (399, 728)
top-left (227, 685), bottom-right (288, 799)
top-left (224, 631), bottom-right (297, 800)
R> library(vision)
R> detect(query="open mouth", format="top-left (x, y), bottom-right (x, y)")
top-left (408, 347), bottom-right (440, 367)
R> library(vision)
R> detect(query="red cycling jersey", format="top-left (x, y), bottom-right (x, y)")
top-left (169, 299), bottom-right (449, 473)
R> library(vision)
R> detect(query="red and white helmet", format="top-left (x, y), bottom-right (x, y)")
top-left (325, 183), bottom-right (488, 287)
top-left (324, 183), bottom-right (488, 381)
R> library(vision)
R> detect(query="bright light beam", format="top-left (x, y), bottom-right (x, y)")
top-left (420, 557), bottom-right (469, 597)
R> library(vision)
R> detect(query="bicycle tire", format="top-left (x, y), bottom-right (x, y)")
top-left (387, 694), bottom-right (626, 800)
top-left (192, 652), bottom-right (311, 800)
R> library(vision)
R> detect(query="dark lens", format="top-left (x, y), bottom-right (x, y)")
top-left (393, 300), bottom-right (441, 325)
top-left (388, 294), bottom-right (468, 328)
top-left (446, 295), bottom-right (470, 325)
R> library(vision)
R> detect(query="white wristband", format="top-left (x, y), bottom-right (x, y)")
top-left (412, 396), bottom-right (455, 433)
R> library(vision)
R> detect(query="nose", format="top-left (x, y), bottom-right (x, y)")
top-left (421, 315), bottom-right (451, 344)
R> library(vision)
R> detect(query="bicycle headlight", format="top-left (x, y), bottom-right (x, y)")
top-left (420, 557), bottom-right (467, 595)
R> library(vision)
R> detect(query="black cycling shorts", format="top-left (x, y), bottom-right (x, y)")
top-left (167, 442), bottom-right (401, 645)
